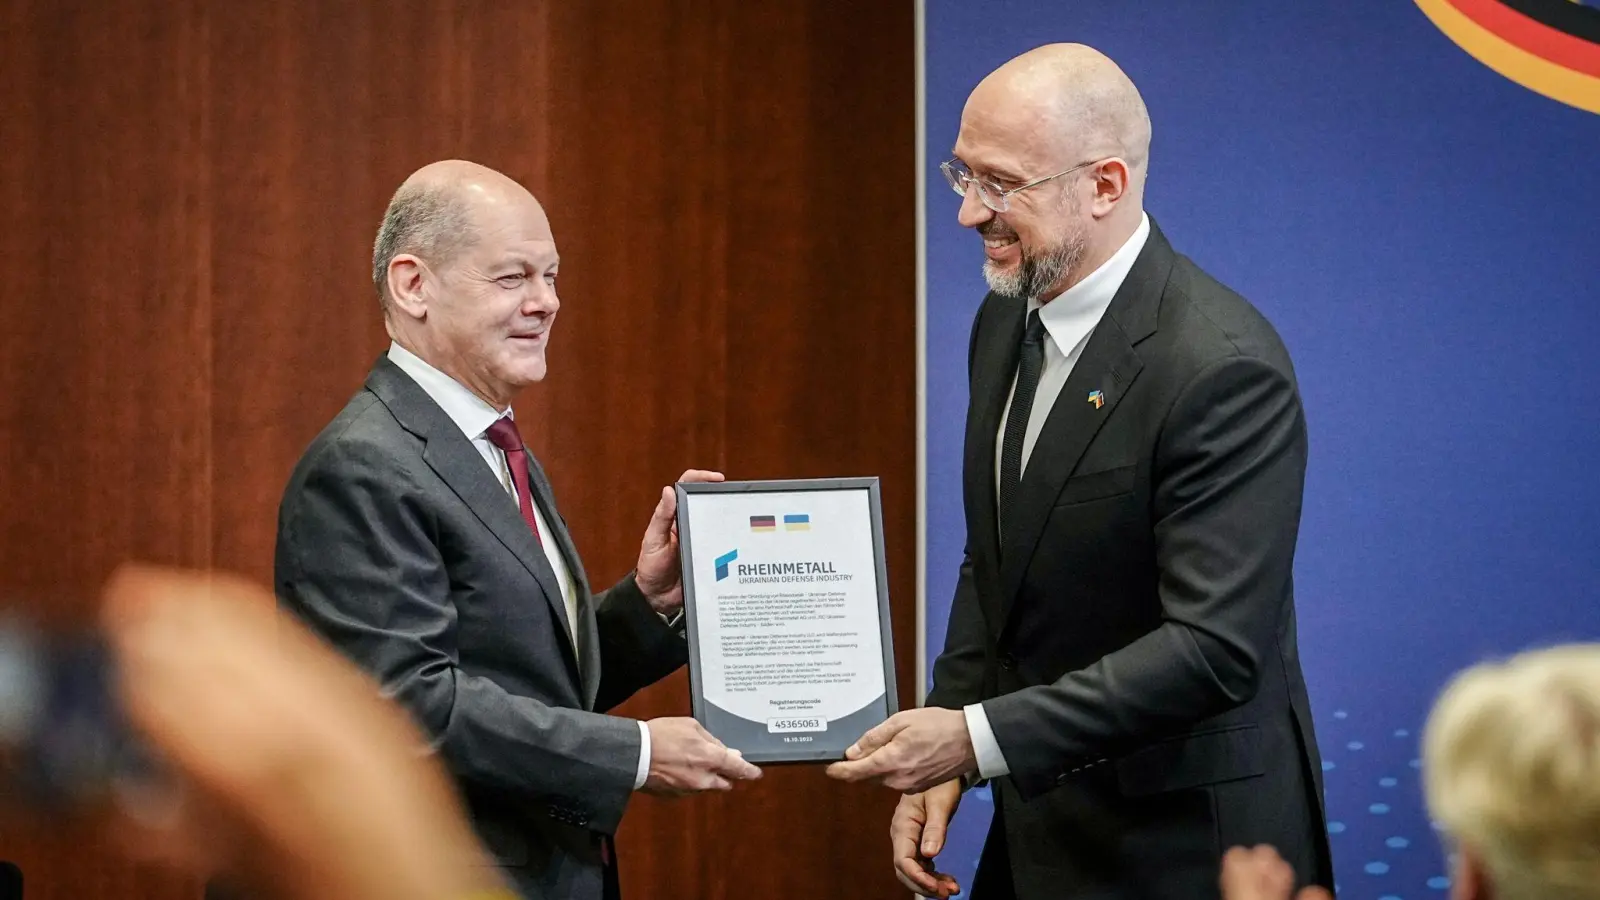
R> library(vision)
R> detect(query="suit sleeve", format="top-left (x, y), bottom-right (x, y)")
top-left (981, 354), bottom-right (1308, 800)
top-left (275, 438), bottom-right (639, 834)
top-left (592, 573), bottom-right (689, 713)
top-left (925, 550), bottom-right (986, 709)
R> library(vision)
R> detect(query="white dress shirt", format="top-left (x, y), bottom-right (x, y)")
top-left (966, 212), bottom-right (1152, 781)
top-left (386, 342), bottom-right (653, 789)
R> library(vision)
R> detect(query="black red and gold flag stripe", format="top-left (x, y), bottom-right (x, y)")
top-left (1414, 0), bottom-right (1600, 113)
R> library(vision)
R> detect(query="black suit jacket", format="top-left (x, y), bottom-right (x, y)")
top-left (927, 221), bottom-right (1333, 899)
top-left (274, 356), bottom-right (687, 900)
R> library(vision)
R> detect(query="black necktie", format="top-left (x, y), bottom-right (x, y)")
top-left (999, 310), bottom-right (1046, 539)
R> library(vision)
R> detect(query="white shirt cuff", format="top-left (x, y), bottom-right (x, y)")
top-left (964, 702), bottom-right (1011, 779)
top-left (634, 720), bottom-right (652, 790)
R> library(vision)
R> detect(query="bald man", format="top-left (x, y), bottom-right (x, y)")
top-left (274, 160), bottom-right (760, 900)
top-left (827, 45), bottom-right (1332, 898)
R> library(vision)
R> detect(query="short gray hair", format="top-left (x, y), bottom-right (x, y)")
top-left (372, 184), bottom-right (477, 313)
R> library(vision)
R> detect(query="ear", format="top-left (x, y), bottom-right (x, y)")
top-left (1089, 158), bottom-right (1132, 218)
top-left (387, 255), bottom-right (429, 322)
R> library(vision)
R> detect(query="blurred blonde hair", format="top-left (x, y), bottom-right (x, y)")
top-left (1422, 643), bottom-right (1600, 900)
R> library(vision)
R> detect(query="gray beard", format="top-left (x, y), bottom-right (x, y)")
top-left (983, 231), bottom-right (1087, 300)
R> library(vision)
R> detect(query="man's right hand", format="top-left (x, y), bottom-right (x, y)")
top-left (891, 778), bottom-right (963, 898)
top-left (640, 717), bottom-right (762, 795)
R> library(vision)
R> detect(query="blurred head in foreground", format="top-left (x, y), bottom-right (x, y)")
top-left (1423, 643), bottom-right (1600, 900)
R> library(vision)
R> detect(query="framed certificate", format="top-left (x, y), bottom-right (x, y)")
top-left (674, 477), bottom-right (898, 763)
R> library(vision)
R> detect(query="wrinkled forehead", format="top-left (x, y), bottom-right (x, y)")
top-left (952, 92), bottom-right (1068, 182)
top-left (466, 192), bottom-right (559, 265)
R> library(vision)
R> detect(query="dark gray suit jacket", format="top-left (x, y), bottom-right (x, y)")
top-left (927, 220), bottom-right (1333, 899)
top-left (274, 356), bottom-right (686, 900)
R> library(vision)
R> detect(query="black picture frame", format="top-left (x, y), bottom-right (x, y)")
top-left (673, 477), bottom-right (899, 763)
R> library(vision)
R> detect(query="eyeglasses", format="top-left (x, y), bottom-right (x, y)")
top-left (940, 158), bottom-right (1099, 213)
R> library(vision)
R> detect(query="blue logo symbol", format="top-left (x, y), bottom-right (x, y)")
top-left (714, 549), bottom-right (738, 581)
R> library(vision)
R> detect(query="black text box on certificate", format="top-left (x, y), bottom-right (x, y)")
top-left (674, 478), bottom-right (898, 763)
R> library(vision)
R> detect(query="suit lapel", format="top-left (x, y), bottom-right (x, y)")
top-left (521, 452), bottom-right (604, 707)
top-left (995, 222), bottom-right (1176, 624)
top-left (366, 358), bottom-right (581, 681)
top-left (965, 296), bottom-right (1026, 628)
top-left (997, 320), bottom-right (1142, 620)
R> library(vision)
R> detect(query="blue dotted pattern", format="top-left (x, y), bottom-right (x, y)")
top-left (1320, 708), bottom-right (1453, 898)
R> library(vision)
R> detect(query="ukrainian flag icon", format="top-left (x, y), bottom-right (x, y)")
top-left (783, 514), bottom-right (810, 531)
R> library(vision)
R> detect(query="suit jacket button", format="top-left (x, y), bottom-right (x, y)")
top-left (998, 653), bottom-right (1017, 670)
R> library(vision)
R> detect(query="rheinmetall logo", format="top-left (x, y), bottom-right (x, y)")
top-left (1415, 0), bottom-right (1600, 113)
top-left (714, 549), bottom-right (738, 581)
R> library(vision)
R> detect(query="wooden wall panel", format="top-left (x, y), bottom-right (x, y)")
top-left (549, 4), bottom-right (922, 898)
top-left (1, 1), bottom-right (916, 898)
top-left (208, 0), bottom-right (461, 580)
top-left (0, 1), bottom-right (210, 897)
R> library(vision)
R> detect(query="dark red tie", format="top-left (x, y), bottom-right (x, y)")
top-left (485, 417), bottom-right (541, 546)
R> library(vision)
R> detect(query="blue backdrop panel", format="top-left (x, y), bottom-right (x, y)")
top-left (921, 2), bottom-right (1600, 897)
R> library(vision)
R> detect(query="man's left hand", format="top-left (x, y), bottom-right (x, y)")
top-left (636, 469), bottom-right (724, 616)
top-left (825, 708), bottom-right (977, 793)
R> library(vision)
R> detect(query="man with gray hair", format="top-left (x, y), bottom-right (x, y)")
top-left (275, 159), bottom-right (761, 900)
top-left (828, 43), bottom-right (1331, 898)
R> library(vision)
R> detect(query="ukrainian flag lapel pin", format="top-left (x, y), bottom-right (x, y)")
top-left (1087, 389), bottom-right (1105, 409)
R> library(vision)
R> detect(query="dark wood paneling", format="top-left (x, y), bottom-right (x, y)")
top-left (0, 1), bottom-right (210, 897)
top-left (1, 1), bottom-right (916, 898)
top-left (540, 3), bottom-right (928, 890)
top-left (548, 4), bottom-right (921, 898)
top-left (207, 0), bottom-right (453, 581)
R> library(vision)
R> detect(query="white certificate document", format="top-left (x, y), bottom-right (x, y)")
top-left (676, 479), bottom-right (896, 762)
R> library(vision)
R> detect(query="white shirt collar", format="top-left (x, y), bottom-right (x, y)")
top-left (386, 341), bottom-right (510, 441)
top-left (1030, 212), bottom-right (1151, 351)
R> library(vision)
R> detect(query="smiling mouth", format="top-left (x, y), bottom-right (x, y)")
top-left (980, 221), bottom-right (1019, 251)
top-left (983, 234), bottom-right (1019, 261)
